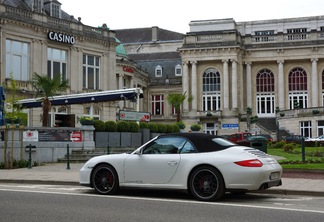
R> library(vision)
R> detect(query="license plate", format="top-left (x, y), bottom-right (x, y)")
top-left (270, 172), bottom-right (280, 180)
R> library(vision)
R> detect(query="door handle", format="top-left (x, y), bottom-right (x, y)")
top-left (168, 161), bottom-right (178, 166)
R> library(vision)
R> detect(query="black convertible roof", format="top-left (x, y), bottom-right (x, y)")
top-left (158, 133), bottom-right (235, 152)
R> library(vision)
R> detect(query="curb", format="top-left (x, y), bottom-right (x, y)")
top-left (0, 179), bottom-right (79, 186)
top-left (253, 189), bottom-right (324, 197)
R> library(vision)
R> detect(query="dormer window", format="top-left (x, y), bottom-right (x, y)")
top-left (33, 0), bottom-right (43, 13)
top-left (51, 3), bottom-right (60, 18)
top-left (155, 65), bottom-right (162, 77)
top-left (44, 0), bottom-right (61, 18)
top-left (175, 64), bottom-right (182, 76)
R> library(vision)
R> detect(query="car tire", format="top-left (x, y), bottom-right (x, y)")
top-left (91, 164), bottom-right (119, 195)
top-left (189, 166), bottom-right (225, 201)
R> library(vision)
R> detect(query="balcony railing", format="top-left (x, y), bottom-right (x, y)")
top-left (278, 107), bottom-right (324, 118)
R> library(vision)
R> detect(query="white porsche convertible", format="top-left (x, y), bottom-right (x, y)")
top-left (80, 133), bottom-right (282, 201)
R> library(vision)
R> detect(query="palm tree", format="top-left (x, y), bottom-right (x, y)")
top-left (167, 92), bottom-right (192, 122)
top-left (32, 72), bottom-right (69, 127)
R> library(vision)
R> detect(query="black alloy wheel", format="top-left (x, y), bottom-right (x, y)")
top-left (91, 164), bottom-right (119, 195)
top-left (189, 166), bottom-right (225, 201)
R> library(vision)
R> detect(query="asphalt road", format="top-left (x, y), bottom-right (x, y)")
top-left (0, 184), bottom-right (324, 222)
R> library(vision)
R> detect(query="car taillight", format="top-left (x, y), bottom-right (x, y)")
top-left (235, 159), bottom-right (263, 167)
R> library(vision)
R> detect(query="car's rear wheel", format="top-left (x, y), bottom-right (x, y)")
top-left (189, 166), bottom-right (225, 201)
top-left (91, 164), bottom-right (119, 195)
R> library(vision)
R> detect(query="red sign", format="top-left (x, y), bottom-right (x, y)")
top-left (70, 131), bottom-right (82, 142)
top-left (123, 66), bottom-right (134, 73)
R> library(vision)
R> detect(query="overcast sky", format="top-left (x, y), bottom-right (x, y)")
top-left (60, 0), bottom-right (324, 33)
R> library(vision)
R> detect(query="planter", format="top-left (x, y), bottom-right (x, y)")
top-left (280, 113), bottom-right (285, 117)
top-left (5, 118), bottom-right (21, 124)
top-left (312, 109), bottom-right (320, 115)
top-left (108, 132), bottom-right (121, 147)
top-left (80, 119), bottom-right (94, 125)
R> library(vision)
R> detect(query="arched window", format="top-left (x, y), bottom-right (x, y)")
top-left (175, 64), bottom-right (182, 76)
top-left (256, 69), bottom-right (274, 92)
top-left (256, 69), bottom-right (275, 116)
top-left (289, 67), bottom-right (307, 91)
top-left (288, 67), bottom-right (308, 109)
top-left (155, 65), bottom-right (162, 77)
top-left (202, 68), bottom-right (221, 111)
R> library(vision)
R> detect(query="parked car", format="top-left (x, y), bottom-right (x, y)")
top-left (305, 135), bottom-right (324, 141)
top-left (80, 132), bottom-right (282, 201)
top-left (237, 135), bottom-right (268, 143)
top-left (258, 134), bottom-right (273, 142)
top-left (228, 132), bottom-right (252, 143)
top-left (285, 135), bottom-right (306, 143)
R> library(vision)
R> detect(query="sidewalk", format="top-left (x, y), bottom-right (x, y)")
top-left (0, 163), bottom-right (324, 197)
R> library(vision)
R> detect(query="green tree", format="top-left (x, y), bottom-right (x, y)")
top-left (4, 74), bottom-right (27, 125)
top-left (32, 72), bottom-right (69, 127)
top-left (167, 92), bottom-right (192, 122)
top-left (246, 107), bottom-right (258, 131)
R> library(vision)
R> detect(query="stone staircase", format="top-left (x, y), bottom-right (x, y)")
top-left (256, 118), bottom-right (291, 140)
top-left (58, 147), bottom-right (137, 163)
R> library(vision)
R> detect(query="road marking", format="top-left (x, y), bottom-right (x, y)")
top-left (0, 187), bottom-right (323, 214)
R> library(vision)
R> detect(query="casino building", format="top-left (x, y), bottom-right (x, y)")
top-left (0, 0), bottom-right (148, 127)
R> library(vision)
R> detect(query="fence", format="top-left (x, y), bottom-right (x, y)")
top-left (0, 126), bottom-right (95, 168)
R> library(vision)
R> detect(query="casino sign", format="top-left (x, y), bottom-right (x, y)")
top-left (48, 31), bottom-right (75, 45)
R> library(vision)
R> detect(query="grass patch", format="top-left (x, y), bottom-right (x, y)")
top-left (268, 146), bottom-right (324, 170)
top-left (280, 163), bottom-right (324, 170)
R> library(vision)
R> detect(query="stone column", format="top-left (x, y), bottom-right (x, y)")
top-left (277, 60), bottom-right (285, 109)
top-left (231, 60), bottom-right (237, 110)
top-left (222, 59), bottom-right (229, 110)
top-left (119, 74), bottom-right (124, 108)
top-left (245, 62), bottom-right (252, 108)
top-left (182, 62), bottom-right (189, 112)
top-left (191, 61), bottom-right (198, 111)
top-left (311, 58), bottom-right (318, 107)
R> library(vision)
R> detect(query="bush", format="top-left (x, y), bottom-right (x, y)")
top-left (117, 121), bottom-right (130, 132)
top-left (176, 121), bottom-right (186, 129)
top-left (129, 122), bottom-right (140, 132)
top-left (105, 121), bottom-right (117, 132)
top-left (166, 124), bottom-right (174, 133)
top-left (139, 122), bottom-right (149, 129)
top-left (148, 122), bottom-right (158, 133)
top-left (190, 124), bottom-right (201, 131)
top-left (283, 143), bottom-right (295, 152)
top-left (157, 123), bottom-right (167, 133)
top-left (173, 124), bottom-right (180, 133)
top-left (94, 120), bottom-right (105, 131)
top-left (269, 141), bottom-right (286, 149)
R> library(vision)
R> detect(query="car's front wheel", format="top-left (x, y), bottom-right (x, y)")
top-left (91, 164), bottom-right (119, 195)
top-left (189, 166), bottom-right (225, 201)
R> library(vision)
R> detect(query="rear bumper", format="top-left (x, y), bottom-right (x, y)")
top-left (259, 179), bottom-right (282, 190)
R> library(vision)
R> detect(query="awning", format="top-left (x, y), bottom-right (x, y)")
top-left (18, 88), bottom-right (143, 108)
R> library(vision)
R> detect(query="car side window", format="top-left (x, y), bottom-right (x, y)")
top-left (142, 137), bottom-right (187, 154)
top-left (180, 141), bottom-right (196, 153)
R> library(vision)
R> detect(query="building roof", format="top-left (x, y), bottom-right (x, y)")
top-left (2, 0), bottom-right (78, 22)
top-left (128, 52), bottom-right (181, 61)
top-left (115, 38), bottom-right (127, 57)
top-left (115, 27), bottom-right (184, 44)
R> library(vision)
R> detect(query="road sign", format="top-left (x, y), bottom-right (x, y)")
top-left (70, 131), bottom-right (82, 142)
top-left (119, 110), bottom-right (151, 122)
top-left (222, 124), bottom-right (239, 129)
top-left (23, 130), bottom-right (39, 142)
